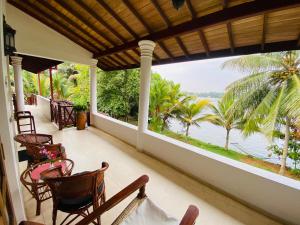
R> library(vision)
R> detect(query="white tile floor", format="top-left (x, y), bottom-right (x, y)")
top-left (18, 106), bottom-right (282, 225)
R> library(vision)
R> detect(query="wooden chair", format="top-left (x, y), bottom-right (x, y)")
top-left (75, 175), bottom-right (199, 225)
top-left (20, 159), bottom-right (74, 216)
top-left (16, 111), bottom-right (36, 134)
top-left (44, 162), bottom-right (109, 225)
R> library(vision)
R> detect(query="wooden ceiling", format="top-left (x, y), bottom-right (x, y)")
top-left (8, 0), bottom-right (300, 71)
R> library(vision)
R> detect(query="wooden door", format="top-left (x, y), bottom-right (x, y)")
top-left (0, 138), bottom-right (16, 225)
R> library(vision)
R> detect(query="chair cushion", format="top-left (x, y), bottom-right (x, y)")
top-left (58, 182), bottom-right (104, 212)
top-left (119, 199), bottom-right (179, 225)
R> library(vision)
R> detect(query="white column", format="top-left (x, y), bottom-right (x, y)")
top-left (137, 40), bottom-right (156, 151)
top-left (11, 56), bottom-right (25, 111)
top-left (89, 59), bottom-right (98, 124)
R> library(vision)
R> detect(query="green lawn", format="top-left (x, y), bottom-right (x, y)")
top-left (161, 130), bottom-right (245, 161)
top-left (158, 129), bottom-right (300, 180)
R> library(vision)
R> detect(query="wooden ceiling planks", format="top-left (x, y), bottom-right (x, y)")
top-left (7, 0), bottom-right (300, 71)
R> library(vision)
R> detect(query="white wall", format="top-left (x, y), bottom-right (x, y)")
top-left (92, 113), bottom-right (138, 147)
top-left (36, 95), bottom-right (51, 121)
top-left (6, 3), bottom-right (93, 65)
top-left (0, 0), bottom-right (26, 222)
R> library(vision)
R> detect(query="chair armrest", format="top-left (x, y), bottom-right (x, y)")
top-left (76, 175), bottom-right (149, 225)
top-left (179, 205), bottom-right (199, 225)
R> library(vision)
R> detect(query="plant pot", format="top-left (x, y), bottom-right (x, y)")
top-left (76, 111), bottom-right (87, 130)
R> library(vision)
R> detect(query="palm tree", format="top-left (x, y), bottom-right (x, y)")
top-left (222, 51), bottom-right (300, 175)
top-left (178, 98), bottom-right (212, 136)
top-left (53, 73), bottom-right (71, 100)
top-left (149, 73), bottom-right (170, 119)
top-left (206, 97), bottom-right (241, 150)
top-left (160, 83), bottom-right (192, 131)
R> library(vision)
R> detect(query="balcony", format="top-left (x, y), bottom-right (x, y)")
top-left (17, 104), bottom-right (283, 225)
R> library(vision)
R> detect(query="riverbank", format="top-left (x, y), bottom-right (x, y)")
top-left (161, 129), bottom-right (300, 181)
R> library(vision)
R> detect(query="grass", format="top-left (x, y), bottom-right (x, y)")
top-left (161, 130), bottom-right (244, 161)
top-left (160, 129), bottom-right (300, 181)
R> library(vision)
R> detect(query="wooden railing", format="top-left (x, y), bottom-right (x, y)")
top-left (50, 100), bottom-right (76, 130)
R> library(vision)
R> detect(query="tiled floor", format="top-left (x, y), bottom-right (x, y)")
top-left (18, 106), bottom-right (282, 225)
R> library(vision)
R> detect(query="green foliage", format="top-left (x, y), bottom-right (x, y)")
top-left (52, 73), bottom-right (71, 100)
top-left (149, 73), bottom-right (191, 131)
top-left (38, 73), bottom-right (50, 97)
top-left (223, 51), bottom-right (300, 174)
top-left (97, 69), bottom-right (140, 120)
top-left (268, 140), bottom-right (300, 169)
top-left (69, 64), bottom-right (90, 104)
top-left (177, 98), bottom-right (213, 136)
top-left (205, 96), bottom-right (242, 149)
top-left (22, 70), bottom-right (38, 96)
top-left (73, 100), bottom-right (88, 112)
top-left (223, 51), bottom-right (300, 138)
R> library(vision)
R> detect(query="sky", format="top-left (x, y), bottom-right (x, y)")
top-left (152, 56), bottom-right (247, 93)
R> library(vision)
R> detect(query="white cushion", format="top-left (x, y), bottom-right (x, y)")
top-left (120, 199), bottom-right (179, 225)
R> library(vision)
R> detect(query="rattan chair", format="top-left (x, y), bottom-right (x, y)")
top-left (75, 175), bottom-right (199, 225)
top-left (20, 159), bottom-right (74, 216)
top-left (44, 162), bottom-right (109, 225)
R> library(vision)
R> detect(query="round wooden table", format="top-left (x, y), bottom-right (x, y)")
top-left (14, 133), bottom-right (53, 166)
top-left (14, 133), bottom-right (53, 146)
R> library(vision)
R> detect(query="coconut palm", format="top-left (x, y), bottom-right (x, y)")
top-left (178, 98), bottom-right (212, 136)
top-left (206, 97), bottom-right (241, 150)
top-left (160, 83), bottom-right (192, 131)
top-left (222, 51), bottom-right (300, 175)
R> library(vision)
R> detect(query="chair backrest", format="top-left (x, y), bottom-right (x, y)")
top-left (16, 112), bottom-right (36, 134)
top-left (44, 162), bottom-right (109, 202)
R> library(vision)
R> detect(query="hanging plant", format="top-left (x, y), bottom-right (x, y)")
top-left (172, 0), bottom-right (185, 10)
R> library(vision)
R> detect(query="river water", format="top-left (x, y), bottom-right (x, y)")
top-left (167, 98), bottom-right (294, 168)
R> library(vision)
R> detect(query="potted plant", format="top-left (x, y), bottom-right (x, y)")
top-left (73, 99), bottom-right (88, 130)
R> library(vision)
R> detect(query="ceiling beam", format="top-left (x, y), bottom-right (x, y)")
top-left (37, 0), bottom-right (104, 51)
top-left (96, 0), bottom-right (139, 39)
top-left (222, 0), bottom-right (229, 9)
top-left (185, 0), bottom-right (197, 19)
top-left (198, 30), bottom-right (210, 56)
top-left (95, 0), bottom-right (300, 58)
top-left (186, 0), bottom-right (210, 56)
top-left (96, 0), bottom-right (159, 62)
top-left (123, 51), bottom-right (139, 64)
top-left (261, 14), bottom-right (268, 51)
top-left (150, 0), bottom-right (189, 58)
top-left (106, 55), bottom-right (123, 67)
top-left (9, 1), bottom-right (97, 53)
top-left (74, 0), bottom-right (126, 44)
top-left (102, 40), bottom-right (300, 71)
top-left (122, 0), bottom-right (174, 58)
top-left (114, 54), bottom-right (130, 65)
top-left (226, 23), bottom-right (234, 53)
top-left (53, 0), bottom-right (114, 48)
top-left (75, 0), bottom-right (133, 65)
